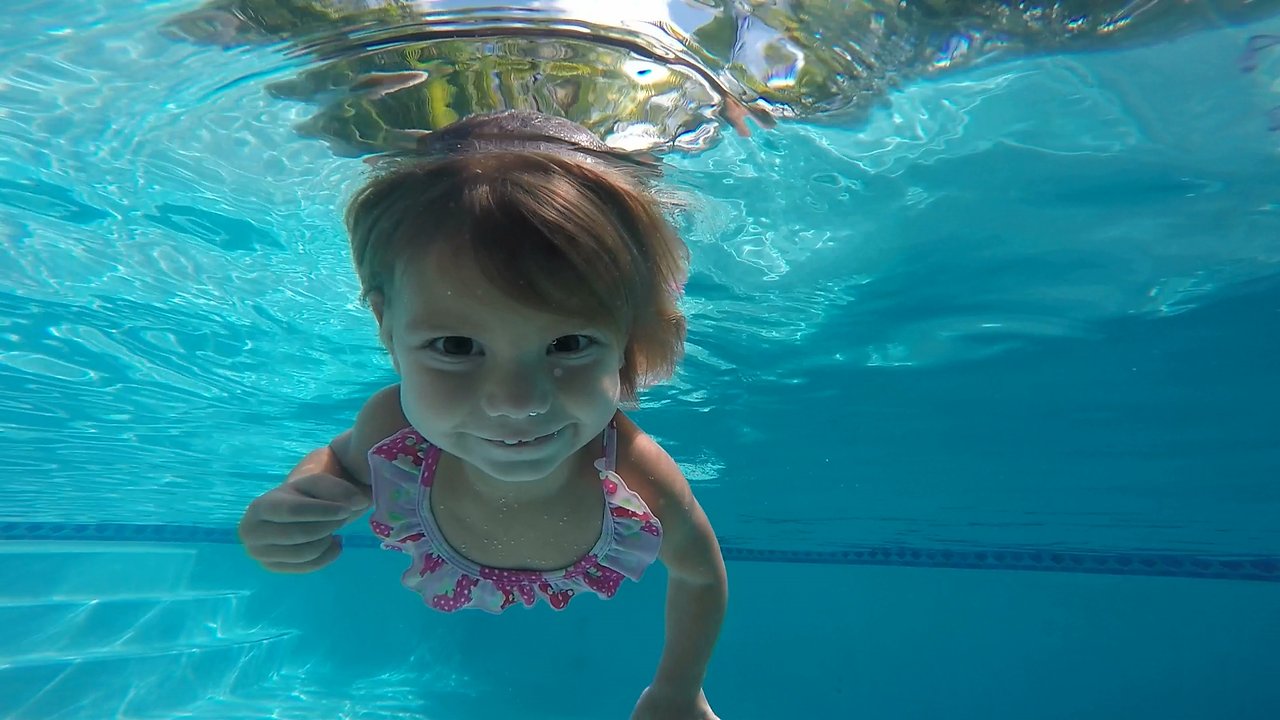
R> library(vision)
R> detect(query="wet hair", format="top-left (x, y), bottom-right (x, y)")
top-left (346, 113), bottom-right (689, 402)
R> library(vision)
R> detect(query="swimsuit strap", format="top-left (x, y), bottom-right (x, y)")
top-left (603, 419), bottom-right (618, 473)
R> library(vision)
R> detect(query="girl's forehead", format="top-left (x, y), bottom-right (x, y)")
top-left (395, 250), bottom-right (503, 310)
top-left (399, 246), bottom-right (480, 294)
top-left (393, 250), bottom-right (590, 331)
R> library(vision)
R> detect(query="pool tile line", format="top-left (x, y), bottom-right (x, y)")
top-left (0, 521), bottom-right (1275, 582)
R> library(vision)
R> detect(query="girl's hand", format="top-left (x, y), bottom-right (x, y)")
top-left (237, 473), bottom-right (370, 573)
top-left (630, 686), bottom-right (719, 720)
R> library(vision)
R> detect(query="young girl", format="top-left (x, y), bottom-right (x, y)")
top-left (237, 111), bottom-right (727, 720)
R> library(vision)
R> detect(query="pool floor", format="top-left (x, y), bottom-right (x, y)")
top-left (2, 539), bottom-right (1278, 719)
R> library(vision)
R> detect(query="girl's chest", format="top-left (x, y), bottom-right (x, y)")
top-left (427, 479), bottom-right (606, 572)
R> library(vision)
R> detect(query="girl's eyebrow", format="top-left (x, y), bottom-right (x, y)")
top-left (403, 307), bottom-right (598, 336)
top-left (401, 315), bottom-right (464, 334)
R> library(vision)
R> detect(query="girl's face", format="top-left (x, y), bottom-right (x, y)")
top-left (374, 244), bottom-right (625, 486)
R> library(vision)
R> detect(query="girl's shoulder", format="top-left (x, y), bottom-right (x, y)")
top-left (610, 411), bottom-right (722, 576)
top-left (610, 410), bottom-right (693, 521)
top-left (332, 384), bottom-right (410, 486)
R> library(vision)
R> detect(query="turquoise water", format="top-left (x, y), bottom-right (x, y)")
top-left (2, 1), bottom-right (1280, 718)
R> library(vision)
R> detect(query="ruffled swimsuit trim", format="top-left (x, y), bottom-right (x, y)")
top-left (367, 422), bottom-right (662, 613)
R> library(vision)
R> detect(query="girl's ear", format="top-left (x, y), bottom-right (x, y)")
top-left (369, 291), bottom-right (400, 373)
top-left (369, 290), bottom-right (386, 327)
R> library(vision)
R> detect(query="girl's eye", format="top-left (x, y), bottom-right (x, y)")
top-left (427, 336), bottom-right (479, 356)
top-left (549, 335), bottom-right (594, 354)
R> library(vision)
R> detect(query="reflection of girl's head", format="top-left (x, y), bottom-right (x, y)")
top-left (347, 147), bottom-right (688, 403)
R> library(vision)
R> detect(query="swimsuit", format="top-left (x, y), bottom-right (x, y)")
top-left (367, 422), bottom-right (662, 613)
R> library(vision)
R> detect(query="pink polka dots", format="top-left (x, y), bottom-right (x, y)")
top-left (610, 506), bottom-right (647, 521)
top-left (419, 553), bottom-right (445, 576)
top-left (430, 575), bottom-right (481, 612)
top-left (581, 564), bottom-right (625, 598)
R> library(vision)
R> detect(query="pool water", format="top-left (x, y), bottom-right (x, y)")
top-left (2, 1), bottom-right (1279, 718)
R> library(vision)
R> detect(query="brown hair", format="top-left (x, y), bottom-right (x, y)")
top-left (346, 150), bottom-right (689, 402)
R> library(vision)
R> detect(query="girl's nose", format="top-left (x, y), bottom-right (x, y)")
top-left (479, 362), bottom-right (553, 418)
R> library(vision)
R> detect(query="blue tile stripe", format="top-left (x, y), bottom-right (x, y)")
top-left (1, 521), bottom-right (1275, 582)
top-left (724, 546), bottom-right (1279, 582)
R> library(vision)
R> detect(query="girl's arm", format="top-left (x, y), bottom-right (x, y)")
top-left (238, 384), bottom-right (409, 573)
top-left (616, 415), bottom-right (728, 703)
top-left (650, 484), bottom-right (727, 697)
top-left (328, 383), bottom-right (409, 486)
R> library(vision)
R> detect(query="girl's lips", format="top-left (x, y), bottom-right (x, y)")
top-left (482, 428), bottom-right (562, 446)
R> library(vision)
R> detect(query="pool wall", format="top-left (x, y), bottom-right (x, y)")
top-left (2, 523), bottom-right (1278, 719)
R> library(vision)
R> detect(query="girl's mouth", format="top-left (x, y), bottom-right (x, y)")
top-left (483, 429), bottom-right (561, 447)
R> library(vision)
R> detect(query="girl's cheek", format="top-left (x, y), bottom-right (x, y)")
top-left (406, 365), bottom-right (472, 401)
top-left (558, 359), bottom-right (622, 396)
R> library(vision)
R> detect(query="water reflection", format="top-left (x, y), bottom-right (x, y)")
top-left (162, 1), bottom-right (1280, 155)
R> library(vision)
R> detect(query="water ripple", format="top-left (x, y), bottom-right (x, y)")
top-left (1, 1), bottom-right (1278, 553)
